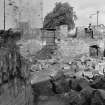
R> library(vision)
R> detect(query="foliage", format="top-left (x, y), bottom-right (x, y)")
top-left (43, 2), bottom-right (77, 30)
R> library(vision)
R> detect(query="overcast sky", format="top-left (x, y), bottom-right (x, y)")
top-left (43, 0), bottom-right (105, 26)
top-left (0, 0), bottom-right (105, 29)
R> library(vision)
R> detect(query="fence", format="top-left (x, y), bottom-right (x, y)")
top-left (41, 28), bottom-right (57, 49)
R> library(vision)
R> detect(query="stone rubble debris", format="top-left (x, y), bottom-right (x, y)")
top-left (31, 51), bottom-right (105, 105)
top-left (29, 36), bottom-right (105, 105)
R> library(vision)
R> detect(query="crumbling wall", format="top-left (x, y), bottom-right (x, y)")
top-left (58, 38), bottom-right (89, 61)
top-left (32, 70), bottom-right (105, 105)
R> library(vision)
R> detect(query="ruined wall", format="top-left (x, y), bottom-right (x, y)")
top-left (58, 38), bottom-right (89, 61)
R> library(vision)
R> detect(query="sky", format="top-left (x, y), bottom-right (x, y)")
top-left (0, 0), bottom-right (105, 29)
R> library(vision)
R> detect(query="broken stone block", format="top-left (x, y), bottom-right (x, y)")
top-left (50, 70), bottom-right (71, 94)
top-left (91, 90), bottom-right (105, 105)
top-left (70, 78), bottom-right (90, 91)
top-left (31, 79), bottom-right (54, 103)
top-left (50, 70), bottom-right (65, 81)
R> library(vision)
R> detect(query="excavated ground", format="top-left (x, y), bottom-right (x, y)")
top-left (30, 36), bottom-right (105, 105)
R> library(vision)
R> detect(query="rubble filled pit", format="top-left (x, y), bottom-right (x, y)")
top-left (29, 37), bottom-right (105, 105)
top-left (31, 68), bottom-right (105, 105)
top-left (1, 29), bottom-right (105, 105)
top-left (30, 55), bottom-right (105, 105)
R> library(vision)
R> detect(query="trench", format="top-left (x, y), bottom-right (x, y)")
top-left (31, 74), bottom-right (105, 105)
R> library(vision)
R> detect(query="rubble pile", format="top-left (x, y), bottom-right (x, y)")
top-left (32, 69), bottom-right (105, 105)
top-left (35, 46), bottom-right (54, 60)
top-left (31, 52), bottom-right (105, 105)
top-left (30, 58), bottom-right (60, 73)
top-left (29, 34), bottom-right (105, 105)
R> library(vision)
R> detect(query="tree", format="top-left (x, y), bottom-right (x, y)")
top-left (43, 2), bottom-right (77, 30)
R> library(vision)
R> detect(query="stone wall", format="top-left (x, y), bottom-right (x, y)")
top-left (58, 38), bottom-right (89, 61)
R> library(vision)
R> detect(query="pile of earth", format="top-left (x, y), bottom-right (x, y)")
top-left (35, 46), bottom-right (55, 60)
top-left (32, 70), bottom-right (105, 105)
